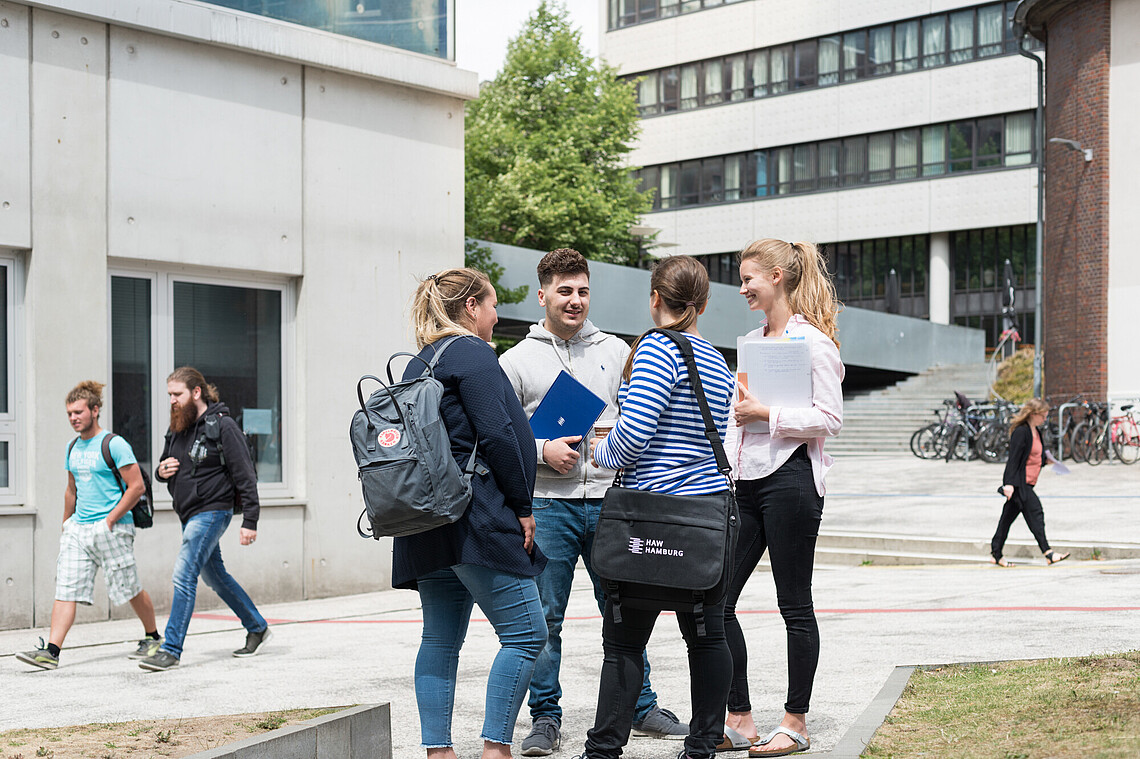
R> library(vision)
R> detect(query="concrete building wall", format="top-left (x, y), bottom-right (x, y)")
top-left (0, 0), bottom-right (474, 629)
top-left (1039, 0), bottom-right (1111, 400)
top-left (1107, 0), bottom-right (1140, 400)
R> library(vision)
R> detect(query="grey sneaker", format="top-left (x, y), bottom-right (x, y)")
top-left (129, 636), bottom-right (162, 659)
top-left (632, 707), bottom-right (688, 739)
top-left (16, 638), bottom-right (58, 670)
top-left (233, 627), bottom-right (272, 657)
top-left (139, 650), bottom-right (180, 672)
top-left (521, 716), bottom-right (561, 756)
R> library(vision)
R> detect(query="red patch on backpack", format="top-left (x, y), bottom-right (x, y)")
top-left (377, 429), bottom-right (401, 448)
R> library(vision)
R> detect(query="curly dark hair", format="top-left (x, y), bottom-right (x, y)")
top-left (537, 248), bottom-right (590, 287)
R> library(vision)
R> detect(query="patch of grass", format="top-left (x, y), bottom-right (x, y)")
top-left (863, 651), bottom-right (1140, 758)
top-left (249, 714), bottom-right (287, 732)
top-left (992, 347), bottom-right (1035, 403)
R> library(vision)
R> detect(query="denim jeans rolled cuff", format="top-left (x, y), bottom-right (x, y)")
top-left (527, 497), bottom-right (658, 725)
top-left (162, 509), bottom-right (267, 659)
top-left (416, 564), bottom-right (547, 747)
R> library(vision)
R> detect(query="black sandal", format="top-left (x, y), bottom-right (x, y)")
top-left (1045, 550), bottom-right (1070, 565)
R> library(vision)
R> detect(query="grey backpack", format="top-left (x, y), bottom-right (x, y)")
top-left (351, 336), bottom-right (482, 539)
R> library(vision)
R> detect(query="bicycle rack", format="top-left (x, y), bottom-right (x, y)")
top-left (1056, 402), bottom-right (1079, 460)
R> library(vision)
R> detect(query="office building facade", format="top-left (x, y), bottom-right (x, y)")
top-left (603, 0), bottom-right (1042, 350)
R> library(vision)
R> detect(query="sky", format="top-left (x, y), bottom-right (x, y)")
top-left (454, 0), bottom-right (600, 82)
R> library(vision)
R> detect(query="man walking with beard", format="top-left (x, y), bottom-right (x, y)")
top-left (16, 381), bottom-right (160, 670)
top-left (138, 366), bottom-right (270, 672)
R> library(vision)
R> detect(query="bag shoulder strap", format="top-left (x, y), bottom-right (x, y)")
top-left (647, 328), bottom-right (732, 477)
top-left (99, 433), bottom-right (127, 495)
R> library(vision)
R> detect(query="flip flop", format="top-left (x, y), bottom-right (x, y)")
top-left (716, 725), bottom-right (756, 752)
top-left (748, 727), bottom-right (810, 757)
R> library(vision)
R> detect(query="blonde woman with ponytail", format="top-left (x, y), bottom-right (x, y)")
top-left (397, 268), bottom-right (548, 759)
top-left (719, 240), bottom-right (844, 757)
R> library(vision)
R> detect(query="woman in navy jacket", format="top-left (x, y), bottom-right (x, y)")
top-left (992, 398), bottom-right (1069, 567)
top-left (396, 267), bottom-right (547, 759)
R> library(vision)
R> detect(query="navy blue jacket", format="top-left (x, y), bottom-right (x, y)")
top-left (392, 335), bottom-right (544, 589)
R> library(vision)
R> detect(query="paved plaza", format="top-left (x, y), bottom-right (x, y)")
top-left (3, 454), bottom-right (1139, 757)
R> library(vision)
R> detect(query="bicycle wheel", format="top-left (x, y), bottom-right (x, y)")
top-left (1113, 422), bottom-right (1140, 465)
top-left (974, 423), bottom-right (1008, 464)
top-left (910, 424), bottom-right (940, 459)
top-left (1086, 421), bottom-right (1108, 465)
top-left (1068, 421), bottom-right (1090, 463)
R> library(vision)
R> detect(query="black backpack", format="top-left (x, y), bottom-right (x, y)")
top-left (351, 335), bottom-right (483, 539)
top-left (67, 433), bottom-right (154, 529)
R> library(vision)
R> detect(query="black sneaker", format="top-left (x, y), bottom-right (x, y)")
top-left (16, 638), bottom-right (58, 670)
top-left (139, 650), bottom-right (180, 672)
top-left (521, 716), bottom-right (560, 756)
top-left (632, 707), bottom-right (688, 739)
top-left (128, 636), bottom-right (162, 660)
top-left (233, 627), bottom-right (272, 657)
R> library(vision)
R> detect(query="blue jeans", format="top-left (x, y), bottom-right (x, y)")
top-left (528, 498), bottom-right (658, 725)
top-left (416, 564), bottom-right (547, 747)
top-left (161, 509), bottom-right (267, 659)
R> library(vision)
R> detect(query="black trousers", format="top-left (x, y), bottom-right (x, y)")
top-left (584, 599), bottom-right (731, 759)
top-left (991, 485), bottom-right (1050, 558)
top-left (723, 446), bottom-right (822, 715)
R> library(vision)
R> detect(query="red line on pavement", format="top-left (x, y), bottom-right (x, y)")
top-left (192, 606), bottom-right (1140, 626)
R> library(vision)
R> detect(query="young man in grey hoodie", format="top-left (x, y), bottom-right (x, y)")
top-left (499, 248), bottom-right (687, 756)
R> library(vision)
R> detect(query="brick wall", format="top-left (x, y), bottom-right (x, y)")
top-left (1041, 0), bottom-right (1111, 400)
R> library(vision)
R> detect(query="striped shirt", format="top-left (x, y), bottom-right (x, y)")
top-left (594, 331), bottom-right (734, 495)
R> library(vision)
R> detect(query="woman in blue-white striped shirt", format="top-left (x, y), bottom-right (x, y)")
top-left (582, 256), bottom-right (735, 759)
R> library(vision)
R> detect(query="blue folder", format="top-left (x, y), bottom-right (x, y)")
top-left (528, 370), bottom-right (608, 443)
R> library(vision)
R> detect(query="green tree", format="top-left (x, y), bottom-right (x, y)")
top-left (465, 1), bottom-right (651, 264)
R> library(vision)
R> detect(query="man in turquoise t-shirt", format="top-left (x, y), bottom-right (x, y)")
top-left (16, 381), bottom-right (161, 670)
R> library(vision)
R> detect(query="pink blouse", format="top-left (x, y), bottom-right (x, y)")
top-left (724, 315), bottom-right (845, 496)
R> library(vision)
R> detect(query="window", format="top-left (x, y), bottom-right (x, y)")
top-left (895, 128), bottom-right (919, 180)
top-left (949, 120), bottom-right (974, 172)
top-left (700, 157), bottom-right (724, 203)
top-left (703, 59), bottom-right (724, 106)
top-left (724, 155), bottom-right (743, 200)
top-left (793, 144), bottom-right (817, 192)
top-left (680, 64), bottom-right (700, 110)
top-left (660, 165), bottom-right (678, 208)
top-left (661, 0), bottom-right (679, 17)
top-left (895, 20), bottom-right (919, 72)
top-left (637, 72), bottom-right (659, 116)
top-left (0, 257), bottom-right (13, 495)
top-left (793, 40), bottom-right (817, 90)
top-left (660, 68), bottom-right (679, 113)
top-left (770, 45), bottom-right (791, 94)
top-left (842, 30), bottom-right (866, 81)
top-left (1004, 113), bottom-right (1033, 165)
top-left (922, 125), bottom-right (947, 175)
top-left (868, 133), bottom-right (893, 182)
top-left (774, 147), bottom-right (794, 195)
top-left (869, 25), bottom-right (893, 75)
top-left (949, 9), bottom-right (975, 63)
top-left (818, 141), bottom-right (842, 189)
top-left (748, 50), bottom-right (769, 97)
top-left (725, 54), bottom-right (747, 101)
top-left (977, 3), bottom-right (1004, 57)
top-left (843, 136), bottom-right (867, 186)
top-left (923, 15), bottom-right (947, 67)
top-left (679, 161), bottom-right (700, 205)
top-left (110, 271), bottom-right (290, 490)
top-left (750, 151), bottom-right (770, 197)
top-left (976, 117), bottom-right (1003, 168)
top-left (639, 166), bottom-right (659, 209)
top-left (818, 36), bottom-right (840, 86)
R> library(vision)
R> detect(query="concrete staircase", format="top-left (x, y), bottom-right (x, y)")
top-left (829, 363), bottom-right (992, 456)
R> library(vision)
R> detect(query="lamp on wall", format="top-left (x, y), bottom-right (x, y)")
top-left (1048, 137), bottom-right (1093, 163)
top-left (629, 224), bottom-right (679, 268)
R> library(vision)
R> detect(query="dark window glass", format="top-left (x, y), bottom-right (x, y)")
top-left (750, 151), bottom-right (770, 197)
top-left (724, 155), bottom-right (743, 200)
top-left (923, 15), bottom-right (947, 67)
top-left (173, 281), bottom-right (283, 482)
top-left (949, 121), bottom-right (974, 172)
top-left (982, 227), bottom-right (998, 288)
top-left (842, 30), bottom-right (866, 81)
top-left (618, 0), bottom-right (637, 27)
top-left (869, 25), bottom-right (893, 75)
top-left (660, 68), bottom-right (680, 112)
top-left (977, 117), bottom-right (1002, 167)
top-left (793, 144), bottom-right (816, 192)
top-left (968, 229), bottom-right (983, 289)
top-left (953, 232), bottom-right (968, 290)
top-left (748, 50), bottom-right (769, 97)
top-left (922, 125), bottom-right (947, 176)
top-left (111, 277), bottom-right (152, 477)
top-left (843, 136), bottom-right (867, 186)
top-left (914, 235), bottom-right (928, 296)
top-left (770, 45), bottom-right (791, 93)
top-left (701, 157), bottom-right (724, 203)
top-left (793, 40), bottom-right (817, 89)
top-left (679, 161), bottom-right (700, 205)
top-left (640, 166), bottom-right (660, 209)
top-left (818, 35), bottom-right (840, 86)
top-left (774, 147), bottom-right (793, 194)
top-left (900, 236), bottom-right (914, 295)
top-left (818, 141), bottom-right (842, 189)
top-left (895, 128), bottom-right (919, 180)
top-left (868, 133), bottom-right (893, 182)
top-left (0, 263), bottom-right (6, 416)
top-left (874, 238), bottom-right (888, 296)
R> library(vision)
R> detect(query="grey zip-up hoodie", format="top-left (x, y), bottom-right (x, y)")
top-left (499, 318), bottom-right (631, 499)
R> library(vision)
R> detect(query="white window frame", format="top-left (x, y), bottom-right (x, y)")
top-left (108, 263), bottom-right (295, 502)
top-left (0, 252), bottom-right (23, 503)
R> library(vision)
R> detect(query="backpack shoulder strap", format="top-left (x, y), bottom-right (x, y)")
top-left (100, 433), bottom-right (127, 494)
top-left (647, 328), bottom-right (732, 478)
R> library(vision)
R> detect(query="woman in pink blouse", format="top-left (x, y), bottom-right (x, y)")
top-left (718, 239), bottom-right (843, 758)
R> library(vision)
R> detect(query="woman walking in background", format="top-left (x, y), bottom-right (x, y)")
top-left (581, 255), bottom-right (735, 759)
top-left (398, 268), bottom-right (547, 759)
top-left (720, 240), bottom-right (843, 757)
top-left (991, 398), bottom-right (1069, 567)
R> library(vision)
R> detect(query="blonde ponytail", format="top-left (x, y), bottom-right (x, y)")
top-left (411, 268), bottom-right (491, 348)
top-left (740, 239), bottom-right (841, 348)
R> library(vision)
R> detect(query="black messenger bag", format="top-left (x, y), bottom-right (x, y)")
top-left (590, 328), bottom-right (738, 635)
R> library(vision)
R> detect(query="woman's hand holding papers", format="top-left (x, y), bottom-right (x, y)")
top-left (542, 435), bottom-right (582, 474)
top-left (733, 385), bottom-right (770, 427)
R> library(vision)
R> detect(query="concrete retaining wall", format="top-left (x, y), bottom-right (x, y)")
top-left (187, 704), bottom-right (390, 759)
